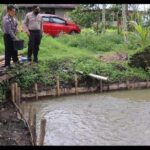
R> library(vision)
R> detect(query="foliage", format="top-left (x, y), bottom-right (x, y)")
top-left (129, 45), bottom-right (150, 71)
top-left (129, 21), bottom-right (150, 48)
top-left (0, 28), bottom-right (149, 91)
top-left (0, 4), bottom-right (6, 31)
top-left (0, 31), bottom-right (4, 54)
top-left (69, 5), bottom-right (97, 28)
top-left (0, 5), bottom-right (149, 96)
top-left (57, 29), bottom-right (124, 53)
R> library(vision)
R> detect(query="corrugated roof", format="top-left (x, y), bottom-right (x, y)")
top-left (16, 4), bottom-right (78, 9)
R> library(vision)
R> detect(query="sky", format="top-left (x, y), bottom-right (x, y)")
top-left (138, 4), bottom-right (150, 11)
top-left (99, 4), bottom-right (150, 11)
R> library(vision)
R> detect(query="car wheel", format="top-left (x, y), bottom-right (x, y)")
top-left (70, 31), bottom-right (77, 35)
top-left (58, 31), bottom-right (65, 37)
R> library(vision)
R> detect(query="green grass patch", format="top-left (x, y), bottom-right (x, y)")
top-left (0, 29), bottom-right (149, 91)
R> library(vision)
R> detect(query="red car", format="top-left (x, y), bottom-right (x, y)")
top-left (41, 14), bottom-right (81, 37)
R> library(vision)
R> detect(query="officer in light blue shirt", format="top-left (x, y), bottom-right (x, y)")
top-left (3, 4), bottom-right (19, 68)
top-left (23, 5), bottom-right (43, 63)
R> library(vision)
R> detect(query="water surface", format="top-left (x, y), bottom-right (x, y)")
top-left (22, 89), bottom-right (150, 145)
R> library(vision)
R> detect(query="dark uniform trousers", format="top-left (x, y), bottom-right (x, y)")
top-left (28, 30), bottom-right (42, 62)
top-left (3, 34), bottom-right (18, 66)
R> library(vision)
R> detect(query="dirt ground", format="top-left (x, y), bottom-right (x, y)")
top-left (99, 52), bottom-right (128, 63)
top-left (0, 100), bottom-right (32, 146)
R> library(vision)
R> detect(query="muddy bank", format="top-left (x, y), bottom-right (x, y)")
top-left (0, 100), bottom-right (32, 145)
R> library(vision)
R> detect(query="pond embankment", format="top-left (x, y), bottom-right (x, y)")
top-left (0, 100), bottom-right (32, 145)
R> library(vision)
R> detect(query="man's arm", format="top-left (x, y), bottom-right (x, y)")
top-left (4, 19), bottom-right (17, 40)
top-left (40, 16), bottom-right (43, 35)
top-left (23, 14), bottom-right (30, 36)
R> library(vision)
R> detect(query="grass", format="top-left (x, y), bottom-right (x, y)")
top-left (39, 34), bottom-right (95, 61)
top-left (0, 29), bottom-right (150, 91)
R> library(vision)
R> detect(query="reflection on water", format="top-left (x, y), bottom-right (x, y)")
top-left (22, 89), bottom-right (150, 145)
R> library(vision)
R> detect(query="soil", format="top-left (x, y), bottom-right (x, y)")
top-left (99, 52), bottom-right (128, 63)
top-left (0, 100), bottom-right (32, 146)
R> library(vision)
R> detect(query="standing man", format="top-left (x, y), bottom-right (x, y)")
top-left (23, 5), bottom-right (43, 63)
top-left (3, 4), bottom-right (19, 68)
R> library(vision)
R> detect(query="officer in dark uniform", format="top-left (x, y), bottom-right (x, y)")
top-left (3, 4), bottom-right (19, 68)
top-left (23, 5), bottom-right (43, 63)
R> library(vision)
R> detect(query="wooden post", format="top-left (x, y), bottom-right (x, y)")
top-left (56, 76), bottom-right (60, 96)
top-left (39, 118), bottom-right (46, 146)
top-left (74, 74), bottom-right (78, 94)
top-left (21, 104), bottom-right (24, 117)
top-left (35, 83), bottom-right (38, 100)
top-left (11, 83), bottom-right (15, 102)
top-left (17, 87), bottom-right (21, 106)
top-left (133, 81), bottom-right (135, 89)
top-left (126, 79), bottom-right (130, 89)
top-left (28, 105), bottom-right (33, 127)
top-left (100, 80), bottom-right (103, 92)
top-left (107, 81), bottom-right (110, 91)
top-left (118, 81), bottom-right (120, 89)
top-left (14, 82), bottom-right (18, 104)
top-left (146, 80), bottom-right (149, 88)
top-left (30, 108), bottom-right (37, 145)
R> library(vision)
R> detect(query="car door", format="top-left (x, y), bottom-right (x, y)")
top-left (50, 16), bottom-right (69, 36)
top-left (42, 16), bottom-right (54, 36)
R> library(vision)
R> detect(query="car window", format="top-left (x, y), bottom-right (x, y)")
top-left (51, 17), bottom-right (66, 24)
top-left (42, 16), bottom-right (50, 22)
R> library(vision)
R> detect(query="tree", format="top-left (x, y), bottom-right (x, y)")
top-left (110, 4), bottom-right (122, 34)
top-left (0, 4), bottom-right (6, 31)
top-left (122, 4), bottom-right (128, 43)
top-left (102, 4), bottom-right (106, 34)
top-left (69, 4), bottom-right (108, 35)
top-left (69, 5), bottom-right (97, 28)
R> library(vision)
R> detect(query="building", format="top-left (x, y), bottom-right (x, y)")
top-left (15, 4), bottom-right (79, 19)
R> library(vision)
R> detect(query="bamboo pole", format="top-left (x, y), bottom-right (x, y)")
top-left (89, 73), bottom-right (108, 81)
top-left (77, 71), bottom-right (108, 81)
top-left (56, 76), bottom-right (60, 96)
top-left (39, 118), bottom-right (46, 146)
top-left (35, 83), bottom-right (38, 100)
top-left (74, 74), bottom-right (78, 94)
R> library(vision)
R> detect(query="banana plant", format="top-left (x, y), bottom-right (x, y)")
top-left (130, 21), bottom-right (149, 48)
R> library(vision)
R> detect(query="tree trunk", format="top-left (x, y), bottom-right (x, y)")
top-left (102, 4), bottom-right (106, 34)
top-left (96, 11), bottom-right (100, 35)
top-left (122, 4), bottom-right (128, 43)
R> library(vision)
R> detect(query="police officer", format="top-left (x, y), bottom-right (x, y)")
top-left (3, 4), bottom-right (19, 68)
top-left (23, 5), bottom-right (43, 63)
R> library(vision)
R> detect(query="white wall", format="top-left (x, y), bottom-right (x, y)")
top-left (55, 8), bottom-right (72, 20)
top-left (55, 9), bottom-right (65, 18)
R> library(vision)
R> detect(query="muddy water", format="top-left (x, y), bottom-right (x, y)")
top-left (22, 89), bottom-right (150, 145)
